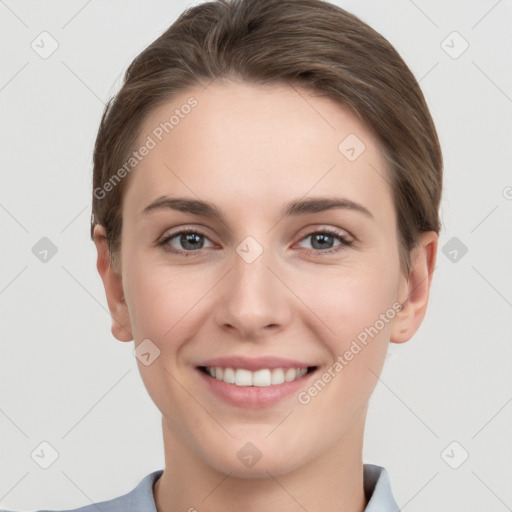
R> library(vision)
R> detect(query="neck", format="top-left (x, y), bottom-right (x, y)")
top-left (154, 413), bottom-right (368, 512)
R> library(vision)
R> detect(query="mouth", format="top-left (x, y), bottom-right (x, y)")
top-left (195, 356), bottom-right (321, 408)
top-left (197, 365), bottom-right (318, 387)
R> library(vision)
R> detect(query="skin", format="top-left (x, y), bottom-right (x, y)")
top-left (93, 79), bottom-right (437, 512)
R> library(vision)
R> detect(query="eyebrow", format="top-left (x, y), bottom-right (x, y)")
top-left (138, 195), bottom-right (374, 223)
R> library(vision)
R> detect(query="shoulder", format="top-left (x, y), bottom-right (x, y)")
top-left (1, 470), bottom-right (163, 512)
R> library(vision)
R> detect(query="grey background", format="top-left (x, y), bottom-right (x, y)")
top-left (1, 0), bottom-right (511, 510)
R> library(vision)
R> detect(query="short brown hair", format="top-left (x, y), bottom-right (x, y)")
top-left (91, 0), bottom-right (443, 274)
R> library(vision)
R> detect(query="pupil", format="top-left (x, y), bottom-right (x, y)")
top-left (182, 233), bottom-right (203, 250)
top-left (312, 233), bottom-right (333, 250)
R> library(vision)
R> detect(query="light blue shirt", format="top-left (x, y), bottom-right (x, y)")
top-left (2, 464), bottom-right (400, 512)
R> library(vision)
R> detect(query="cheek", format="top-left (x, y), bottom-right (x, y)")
top-left (294, 270), bottom-right (397, 418)
top-left (341, 275), bottom-right (396, 337)
top-left (128, 265), bottom-right (206, 340)
top-left (306, 261), bottom-right (399, 341)
top-left (300, 257), bottom-right (400, 390)
top-left (124, 260), bottom-right (210, 414)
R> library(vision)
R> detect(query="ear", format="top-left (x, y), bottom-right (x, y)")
top-left (390, 231), bottom-right (438, 343)
top-left (92, 224), bottom-right (133, 342)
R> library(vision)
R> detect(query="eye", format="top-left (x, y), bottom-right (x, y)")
top-left (297, 228), bottom-right (353, 255)
top-left (157, 229), bottom-right (214, 255)
top-left (157, 227), bottom-right (353, 257)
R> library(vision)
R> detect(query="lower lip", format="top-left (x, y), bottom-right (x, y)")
top-left (196, 368), bottom-right (317, 408)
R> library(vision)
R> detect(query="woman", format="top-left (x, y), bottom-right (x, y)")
top-left (8, 0), bottom-right (442, 510)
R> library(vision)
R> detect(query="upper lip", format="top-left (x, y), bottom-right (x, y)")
top-left (197, 356), bottom-right (318, 372)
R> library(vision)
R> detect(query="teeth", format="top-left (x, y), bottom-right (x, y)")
top-left (271, 368), bottom-right (285, 385)
top-left (223, 367), bottom-right (235, 384)
top-left (235, 368), bottom-right (252, 386)
top-left (204, 366), bottom-right (309, 387)
top-left (285, 368), bottom-right (297, 382)
top-left (253, 369), bottom-right (271, 386)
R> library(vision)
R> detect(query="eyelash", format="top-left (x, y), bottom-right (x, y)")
top-left (156, 227), bottom-right (353, 257)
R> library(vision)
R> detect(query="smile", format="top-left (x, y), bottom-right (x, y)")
top-left (199, 366), bottom-right (317, 387)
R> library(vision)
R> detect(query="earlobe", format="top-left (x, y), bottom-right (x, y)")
top-left (92, 225), bottom-right (133, 342)
top-left (390, 231), bottom-right (438, 344)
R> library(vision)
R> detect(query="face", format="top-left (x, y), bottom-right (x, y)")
top-left (95, 79), bottom-right (435, 478)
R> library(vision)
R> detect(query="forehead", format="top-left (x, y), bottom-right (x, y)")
top-left (123, 79), bottom-right (394, 226)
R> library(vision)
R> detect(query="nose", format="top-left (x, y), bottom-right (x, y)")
top-left (214, 243), bottom-right (293, 340)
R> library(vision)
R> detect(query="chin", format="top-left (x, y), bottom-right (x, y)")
top-left (202, 440), bottom-right (307, 480)
top-left (214, 458), bottom-right (304, 480)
